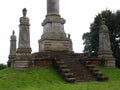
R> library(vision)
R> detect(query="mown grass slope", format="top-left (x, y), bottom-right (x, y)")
top-left (0, 66), bottom-right (120, 90)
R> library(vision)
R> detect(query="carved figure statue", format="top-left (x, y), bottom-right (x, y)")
top-left (18, 8), bottom-right (30, 48)
top-left (20, 8), bottom-right (29, 24)
top-left (99, 20), bottom-right (111, 51)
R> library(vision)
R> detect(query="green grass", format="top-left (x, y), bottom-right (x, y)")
top-left (0, 66), bottom-right (120, 90)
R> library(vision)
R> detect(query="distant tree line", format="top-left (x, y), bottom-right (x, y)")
top-left (0, 63), bottom-right (7, 70)
top-left (82, 10), bottom-right (120, 68)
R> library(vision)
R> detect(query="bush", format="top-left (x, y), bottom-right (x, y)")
top-left (0, 64), bottom-right (7, 70)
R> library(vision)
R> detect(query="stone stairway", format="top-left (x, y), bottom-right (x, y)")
top-left (53, 58), bottom-right (76, 82)
top-left (81, 59), bottom-right (108, 81)
top-left (32, 51), bottom-right (108, 82)
top-left (52, 53), bottom-right (108, 82)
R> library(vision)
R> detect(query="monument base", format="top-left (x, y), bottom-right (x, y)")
top-left (16, 48), bottom-right (31, 53)
top-left (8, 55), bottom-right (16, 67)
top-left (38, 39), bottom-right (72, 52)
top-left (98, 51), bottom-right (115, 67)
top-left (13, 54), bottom-right (32, 69)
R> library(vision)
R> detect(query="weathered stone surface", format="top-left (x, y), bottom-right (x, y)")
top-left (98, 20), bottom-right (115, 67)
top-left (99, 21), bottom-right (111, 51)
top-left (17, 8), bottom-right (31, 53)
top-left (8, 31), bottom-right (16, 67)
top-left (9, 31), bottom-right (16, 56)
top-left (39, 39), bottom-right (72, 51)
top-left (47, 0), bottom-right (59, 15)
top-left (13, 53), bottom-right (32, 69)
top-left (39, 0), bottom-right (73, 52)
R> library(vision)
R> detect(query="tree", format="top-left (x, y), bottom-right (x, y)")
top-left (0, 64), bottom-right (7, 70)
top-left (82, 10), bottom-right (120, 67)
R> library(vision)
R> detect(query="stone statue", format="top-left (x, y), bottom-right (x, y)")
top-left (10, 30), bottom-right (16, 55)
top-left (98, 19), bottom-right (115, 67)
top-left (20, 8), bottom-right (29, 25)
top-left (18, 8), bottom-right (31, 51)
top-left (99, 20), bottom-right (111, 51)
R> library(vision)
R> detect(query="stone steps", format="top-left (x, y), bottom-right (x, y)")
top-left (33, 51), bottom-right (108, 82)
top-left (54, 53), bottom-right (108, 82)
top-left (82, 60), bottom-right (109, 81)
top-left (53, 58), bottom-right (76, 83)
top-left (63, 59), bottom-right (96, 82)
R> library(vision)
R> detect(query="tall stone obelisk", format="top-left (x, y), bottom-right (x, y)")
top-left (17, 8), bottom-right (31, 54)
top-left (39, 0), bottom-right (73, 52)
top-left (8, 31), bottom-right (16, 67)
top-left (98, 20), bottom-right (115, 67)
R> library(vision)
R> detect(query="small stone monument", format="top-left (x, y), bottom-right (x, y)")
top-left (98, 20), bottom-right (115, 67)
top-left (38, 0), bottom-right (73, 52)
top-left (8, 30), bottom-right (16, 67)
top-left (14, 8), bottom-right (32, 69)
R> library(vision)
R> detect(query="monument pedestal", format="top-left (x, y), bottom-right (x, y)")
top-left (39, 13), bottom-right (73, 52)
top-left (14, 54), bottom-right (32, 69)
top-left (16, 48), bottom-right (31, 53)
top-left (8, 55), bottom-right (16, 67)
top-left (39, 39), bottom-right (72, 52)
top-left (98, 51), bottom-right (115, 67)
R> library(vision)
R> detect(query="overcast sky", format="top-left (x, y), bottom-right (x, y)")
top-left (0, 0), bottom-right (120, 64)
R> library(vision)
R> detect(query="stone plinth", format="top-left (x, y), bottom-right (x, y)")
top-left (14, 54), bottom-right (32, 69)
top-left (39, 39), bottom-right (72, 51)
top-left (98, 51), bottom-right (115, 67)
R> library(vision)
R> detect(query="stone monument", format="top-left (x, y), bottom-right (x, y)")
top-left (98, 20), bottom-right (115, 67)
top-left (8, 31), bottom-right (16, 67)
top-left (17, 8), bottom-right (31, 53)
top-left (38, 0), bottom-right (73, 52)
top-left (7, 1), bottom-right (109, 82)
top-left (14, 8), bottom-right (32, 69)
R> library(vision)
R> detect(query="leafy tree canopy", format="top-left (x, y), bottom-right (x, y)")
top-left (82, 9), bottom-right (120, 67)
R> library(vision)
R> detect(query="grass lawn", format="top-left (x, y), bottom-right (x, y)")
top-left (0, 66), bottom-right (120, 90)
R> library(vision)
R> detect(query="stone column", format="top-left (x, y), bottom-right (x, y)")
top-left (17, 8), bottom-right (31, 54)
top-left (8, 30), bottom-right (16, 67)
top-left (38, 0), bottom-right (73, 52)
top-left (98, 20), bottom-right (115, 67)
top-left (47, 0), bottom-right (59, 15)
